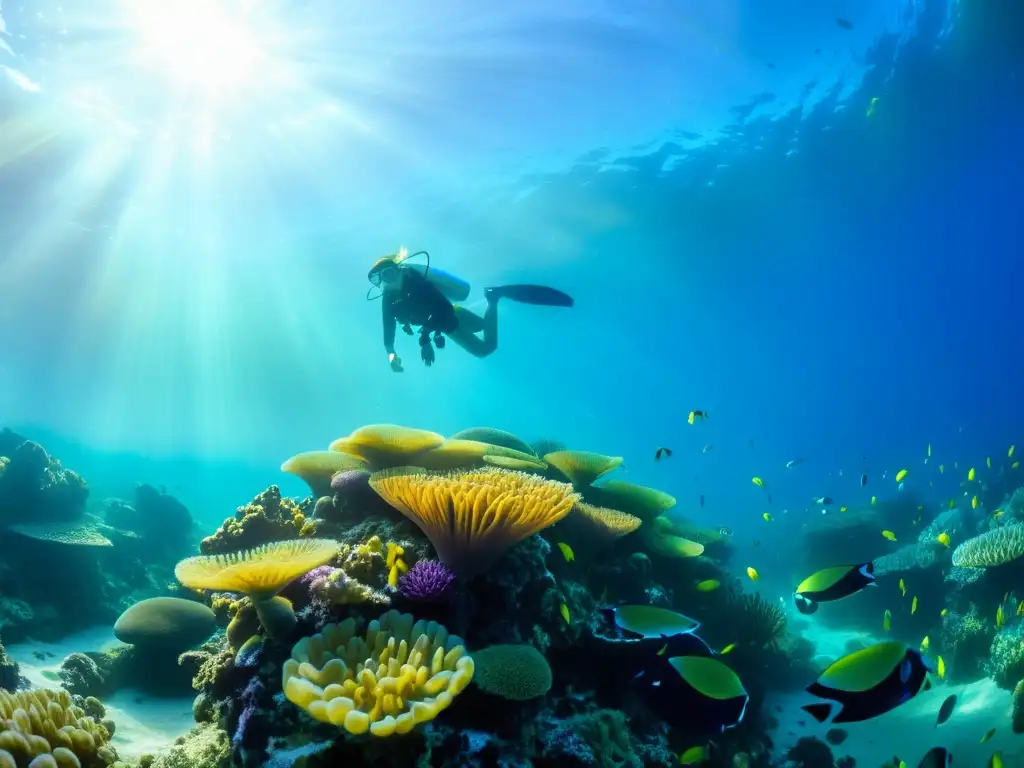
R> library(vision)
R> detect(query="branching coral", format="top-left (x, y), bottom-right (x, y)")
top-left (987, 625), bottom-right (1024, 690)
top-left (0, 687), bottom-right (117, 767)
top-left (200, 486), bottom-right (307, 555)
top-left (369, 467), bottom-right (578, 576)
top-left (940, 606), bottom-right (993, 682)
top-left (282, 610), bottom-right (474, 737)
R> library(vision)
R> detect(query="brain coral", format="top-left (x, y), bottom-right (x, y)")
top-left (0, 687), bottom-right (116, 767)
top-left (952, 525), bottom-right (1024, 567)
top-left (282, 610), bottom-right (473, 737)
top-left (113, 597), bottom-right (217, 651)
top-left (472, 644), bottom-right (552, 701)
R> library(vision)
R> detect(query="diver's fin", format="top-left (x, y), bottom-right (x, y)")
top-left (801, 703), bottom-right (834, 723)
top-left (486, 284), bottom-right (574, 307)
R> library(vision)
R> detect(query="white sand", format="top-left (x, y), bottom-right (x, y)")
top-left (768, 622), bottom-right (1021, 767)
top-left (5, 626), bottom-right (196, 760)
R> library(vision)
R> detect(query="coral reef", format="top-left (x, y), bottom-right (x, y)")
top-left (940, 606), bottom-right (994, 683)
top-left (471, 644), bottom-right (552, 701)
top-left (0, 637), bottom-right (20, 692)
top-left (398, 561), bottom-right (456, 603)
top-left (199, 487), bottom-right (309, 555)
top-left (0, 687), bottom-right (117, 767)
top-left (0, 430), bottom-right (89, 528)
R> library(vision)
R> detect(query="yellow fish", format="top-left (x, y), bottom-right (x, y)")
top-left (657, 643), bottom-right (668, 656)
top-left (920, 636), bottom-right (930, 652)
top-left (899, 578), bottom-right (907, 597)
top-left (866, 96), bottom-right (880, 117)
top-left (746, 566), bottom-right (760, 582)
top-left (1018, 602), bottom-right (1024, 617)
top-left (997, 605), bottom-right (1005, 629)
top-left (911, 596), bottom-right (918, 615)
top-left (871, 495), bottom-right (878, 505)
top-left (993, 509), bottom-right (1005, 519)
top-left (679, 746), bottom-right (708, 765)
top-left (882, 530), bottom-right (897, 542)
top-left (1010, 445), bottom-right (1016, 458)
top-left (559, 603), bottom-right (570, 624)
top-left (917, 505), bottom-right (925, 511)
top-left (980, 728), bottom-right (996, 743)
top-left (883, 609), bottom-right (892, 633)
top-left (969, 467), bottom-right (976, 481)
top-left (927, 443), bottom-right (932, 458)
top-left (695, 579), bottom-right (720, 592)
top-left (987, 456), bottom-right (992, 469)
top-left (948, 498), bottom-right (956, 509)
top-left (937, 655), bottom-right (946, 678)
top-left (941, 608), bottom-right (948, 616)
top-left (972, 495), bottom-right (979, 510)
top-left (939, 464), bottom-right (945, 474)
top-left (557, 542), bottom-right (575, 562)
top-left (937, 532), bottom-right (950, 547)
top-left (762, 512), bottom-right (773, 522)
top-left (1013, 461), bottom-right (1020, 470)
top-left (840, 505), bottom-right (848, 512)
top-left (990, 751), bottom-right (1003, 768)
top-left (896, 468), bottom-right (908, 483)
top-left (719, 643), bottom-right (736, 655)
top-left (752, 477), bottom-right (765, 488)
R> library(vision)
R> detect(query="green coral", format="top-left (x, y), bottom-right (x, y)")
top-left (988, 630), bottom-right (1024, 690)
top-left (199, 486), bottom-right (307, 554)
top-left (472, 644), bottom-right (552, 701)
top-left (941, 606), bottom-right (993, 682)
top-left (149, 723), bottom-right (230, 768)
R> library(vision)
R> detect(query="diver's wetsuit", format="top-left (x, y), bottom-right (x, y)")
top-left (382, 268), bottom-right (460, 358)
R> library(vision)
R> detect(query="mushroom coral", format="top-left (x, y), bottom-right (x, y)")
top-left (449, 427), bottom-right (536, 456)
top-left (410, 440), bottom-right (545, 472)
top-left (0, 687), bottom-right (116, 767)
top-left (329, 425), bottom-right (445, 471)
top-left (174, 538), bottom-right (339, 641)
top-left (583, 480), bottom-right (676, 522)
top-left (280, 451), bottom-right (367, 498)
top-left (369, 468), bottom-right (578, 576)
top-left (282, 610), bottom-right (473, 737)
top-left (543, 451), bottom-right (623, 489)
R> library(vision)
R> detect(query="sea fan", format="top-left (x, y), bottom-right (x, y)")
top-left (731, 592), bottom-right (787, 648)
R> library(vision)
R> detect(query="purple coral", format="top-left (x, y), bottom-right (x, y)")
top-left (399, 560), bottom-right (456, 602)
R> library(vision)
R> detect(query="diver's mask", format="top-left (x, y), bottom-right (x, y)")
top-left (368, 258), bottom-right (401, 288)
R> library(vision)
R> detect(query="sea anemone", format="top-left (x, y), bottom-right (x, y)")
top-left (731, 592), bottom-right (788, 648)
top-left (399, 560), bottom-right (457, 602)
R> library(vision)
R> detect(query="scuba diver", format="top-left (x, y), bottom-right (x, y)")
top-left (367, 248), bottom-right (574, 372)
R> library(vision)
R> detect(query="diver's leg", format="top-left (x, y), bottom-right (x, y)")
top-left (447, 303), bottom-right (498, 358)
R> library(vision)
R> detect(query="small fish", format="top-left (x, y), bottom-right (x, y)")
top-left (896, 469), bottom-right (908, 483)
top-left (1013, 461), bottom-right (1020, 470)
top-left (882, 530), bottom-right (897, 542)
top-left (899, 578), bottom-right (907, 597)
top-left (980, 727), bottom-right (996, 743)
top-left (688, 410), bottom-right (708, 425)
top-left (752, 477), bottom-right (765, 488)
top-left (700, 494), bottom-right (705, 508)
top-left (920, 636), bottom-right (930, 652)
top-left (898, 482), bottom-right (905, 492)
top-left (937, 655), bottom-right (946, 678)
top-left (1017, 602), bottom-right (1023, 617)
top-left (840, 505), bottom-right (848, 512)
top-left (872, 495), bottom-right (878, 505)
top-left (883, 609), bottom-right (892, 633)
top-left (557, 542), bottom-right (575, 562)
top-left (987, 456), bottom-right (992, 469)
top-left (948, 498), bottom-right (956, 509)
top-left (912, 514), bottom-right (923, 525)
top-left (972, 495), bottom-right (979, 510)
top-left (1010, 445), bottom-right (1016, 458)
top-left (912, 596), bottom-right (918, 615)
top-left (718, 526), bottom-right (733, 537)
top-left (927, 444), bottom-right (932, 458)
top-left (941, 608), bottom-right (948, 616)
top-left (996, 605), bottom-right (1005, 629)
top-left (993, 509), bottom-right (1005, 519)
top-left (695, 579), bottom-right (720, 592)
top-left (657, 644), bottom-right (668, 656)
top-left (836, 16), bottom-right (854, 29)
top-left (560, 603), bottom-right (571, 624)
top-left (655, 447), bottom-right (673, 461)
top-left (969, 467), bottom-right (976, 482)
top-left (720, 643), bottom-right (736, 655)
top-left (937, 532), bottom-right (950, 547)
top-left (813, 496), bottom-right (833, 505)
top-left (989, 751), bottom-right (1003, 768)
top-left (793, 563), bottom-right (876, 615)
top-left (939, 464), bottom-right (945, 474)
top-left (861, 473), bottom-right (868, 486)
top-left (747, 566), bottom-right (760, 582)
top-left (935, 694), bottom-right (957, 726)
top-left (702, 444), bottom-right (713, 453)
top-left (866, 96), bottom-right (880, 118)
top-left (679, 746), bottom-right (707, 765)
top-left (762, 512), bottom-right (773, 522)
top-left (918, 748), bottom-right (952, 768)
top-left (786, 458), bottom-right (803, 469)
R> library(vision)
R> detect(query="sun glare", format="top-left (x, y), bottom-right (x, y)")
top-left (127, 0), bottom-right (261, 94)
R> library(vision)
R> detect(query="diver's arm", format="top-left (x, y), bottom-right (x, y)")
top-left (382, 297), bottom-right (403, 372)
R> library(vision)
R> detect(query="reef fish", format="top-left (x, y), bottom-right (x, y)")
top-left (752, 477), bottom-right (765, 488)
top-left (882, 530), bottom-right (897, 542)
top-left (557, 542), bottom-right (575, 562)
top-left (884, 609), bottom-right (892, 633)
top-left (937, 532), bottom-right (950, 547)
top-left (635, 655), bottom-right (748, 735)
top-left (899, 578), bottom-right (907, 597)
top-left (917, 748), bottom-right (952, 768)
top-left (980, 728), bottom-right (996, 743)
top-left (912, 596), bottom-right (919, 615)
top-left (935, 694), bottom-right (957, 726)
top-left (801, 641), bottom-right (932, 724)
top-left (679, 746), bottom-right (707, 765)
top-left (688, 410), bottom-right (708, 425)
top-left (793, 563), bottom-right (876, 615)
top-left (603, 605), bottom-right (700, 639)
top-left (787, 458), bottom-right (804, 468)
top-left (969, 467), bottom-right (976, 482)
top-left (695, 579), bottom-right (721, 592)
top-left (655, 447), bottom-right (673, 461)
top-left (988, 752), bottom-right (1003, 768)
top-left (896, 469), bottom-right (908, 483)
top-left (1010, 445), bottom-right (1016, 458)
top-left (747, 566), bottom-right (760, 582)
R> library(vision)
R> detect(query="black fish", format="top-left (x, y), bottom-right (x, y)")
top-left (861, 473), bottom-right (868, 487)
top-left (935, 694), bottom-right (957, 726)
top-left (655, 447), bottom-right (673, 461)
top-left (836, 17), bottom-right (854, 29)
top-left (794, 562), bottom-right (876, 615)
top-left (767, 62), bottom-right (776, 69)
top-left (700, 494), bottom-right (705, 508)
top-left (826, 728), bottom-right (849, 745)
top-left (634, 654), bottom-right (748, 735)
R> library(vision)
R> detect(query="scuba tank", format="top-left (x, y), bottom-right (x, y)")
top-left (402, 262), bottom-right (471, 302)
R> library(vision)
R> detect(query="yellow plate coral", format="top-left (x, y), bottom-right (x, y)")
top-left (282, 610), bottom-right (474, 737)
top-left (329, 425), bottom-right (445, 470)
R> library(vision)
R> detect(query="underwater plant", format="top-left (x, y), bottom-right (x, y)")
top-left (730, 592), bottom-right (788, 649)
top-left (398, 560), bottom-right (456, 602)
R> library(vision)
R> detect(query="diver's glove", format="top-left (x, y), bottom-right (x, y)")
top-left (401, 323), bottom-right (414, 336)
top-left (433, 331), bottom-right (446, 349)
top-left (420, 340), bottom-right (435, 367)
top-left (388, 353), bottom-right (404, 373)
